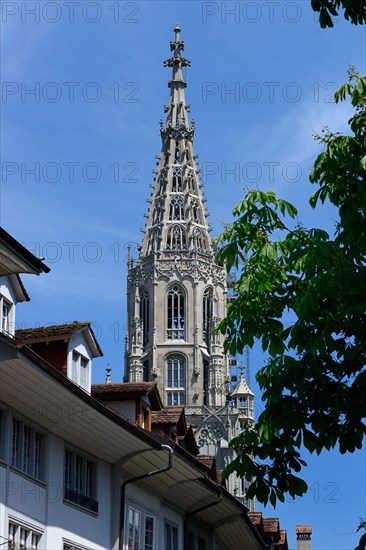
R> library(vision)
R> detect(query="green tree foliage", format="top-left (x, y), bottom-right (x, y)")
top-left (355, 519), bottom-right (366, 550)
top-left (215, 69), bottom-right (366, 509)
top-left (312, 0), bottom-right (366, 27)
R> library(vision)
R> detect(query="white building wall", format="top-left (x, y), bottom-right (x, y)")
top-left (0, 403), bottom-right (112, 549)
top-left (0, 275), bottom-right (17, 336)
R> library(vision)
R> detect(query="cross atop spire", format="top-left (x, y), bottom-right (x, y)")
top-left (164, 25), bottom-right (191, 84)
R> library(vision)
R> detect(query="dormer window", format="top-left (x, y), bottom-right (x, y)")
top-left (71, 351), bottom-right (90, 391)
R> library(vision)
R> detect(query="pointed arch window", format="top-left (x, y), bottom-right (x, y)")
top-left (167, 285), bottom-right (185, 340)
top-left (203, 288), bottom-right (213, 347)
top-left (139, 289), bottom-right (149, 346)
top-left (166, 225), bottom-right (187, 250)
top-left (191, 198), bottom-right (201, 223)
top-left (166, 354), bottom-right (186, 405)
top-left (193, 228), bottom-right (208, 253)
top-left (169, 196), bottom-right (184, 221)
top-left (174, 141), bottom-right (181, 163)
top-left (172, 167), bottom-right (182, 192)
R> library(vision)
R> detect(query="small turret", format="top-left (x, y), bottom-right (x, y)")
top-left (231, 365), bottom-right (255, 426)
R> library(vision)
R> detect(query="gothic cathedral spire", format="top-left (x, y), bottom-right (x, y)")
top-left (125, 26), bottom-right (228, 408)
top-left (125, 27), bottom-right (255, 509)
top-left (140, 24), bottom-right (212, 260)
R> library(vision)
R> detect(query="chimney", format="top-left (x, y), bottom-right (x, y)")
top-left (296, 525), bottom-right (312, 550)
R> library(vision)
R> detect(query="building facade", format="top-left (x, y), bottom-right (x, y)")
top-left (0, 229), bottom-right (265, 550)
top-left (124, 27), bottom-right (255, 505)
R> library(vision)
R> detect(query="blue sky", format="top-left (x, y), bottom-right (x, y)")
top-left (1, 1), bottom-right (365, 547)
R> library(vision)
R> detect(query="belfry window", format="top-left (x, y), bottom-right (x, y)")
top-left (174, 141), bottom-right (180, 163)
top-left (139, 289), bottom-right (149, 346)
top-left (203, 288), bottom-right (213, 347)
top-left (166, 354), bottom-right (186, 405)
top-left (172, 167), bottom-right (182, 192)
top-left (166, 225), bottom-right (187, 250)
top-left (167, 285), bottom-right (185, 340)
top-left (169, 196), bottom-right (184, 220)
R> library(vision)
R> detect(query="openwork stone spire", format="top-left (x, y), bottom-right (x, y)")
top-left (126, 27), bottom-right (231, 402)
top-left (140, 26), bottom-right (212, 259)
top-left (125, 29), bottom-right (255, 507)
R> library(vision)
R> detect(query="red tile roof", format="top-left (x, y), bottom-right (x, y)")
top-left (296, 525), bottom-right (312, 534)
top-left (93, 381), bottom-right (156, 395)
top-left (151, 406), bottom-right (184, 425)
top-left (16, 321), bottom-right (103, 356)
top-left (248, 512), bottom-right (262, 526)
top-left (248, 512), bottom-right (288, 549)
top-left (92, 382), bottom-right (163, 410)
top-left (263, 518), bottom-right (279, 534)
top-left (277, 530), bottom-right (288, 548)
top-left (196, 455), bottom-right (215, 469)
top-left (16, 321), bottom-right (90, 340)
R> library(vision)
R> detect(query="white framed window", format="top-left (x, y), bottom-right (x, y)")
top-left (11, 419), bottom-right (42, 480)
top-left (166, 355), bottom-right (186, 406)
top-left (71, 351), bottom-right (90, 391)
top-left (165, 521), bottom-right (178, 550)
top-left (1, 295), bottom-right (13, 335)
top-left (8, 520), bottom-right (42, 549)
top-left (126, 506), bottom-right (156, 550)
top-left (64, 448), bottom-right (98, 513)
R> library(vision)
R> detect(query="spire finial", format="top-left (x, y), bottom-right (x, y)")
top-left (174, 24), bottom-right (181, 41)
top-left (163, 25), bottom-right (191, 82)
top-left (105, 363), bottom-right (112, 384)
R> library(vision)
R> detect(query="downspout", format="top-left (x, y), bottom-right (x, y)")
top-left (119, 444), bottom-right (173, 550)
top-left (184, 484), bottom-right (222, 550)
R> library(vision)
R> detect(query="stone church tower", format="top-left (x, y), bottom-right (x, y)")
top-left (125, 26), bottom-right (255, 507)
